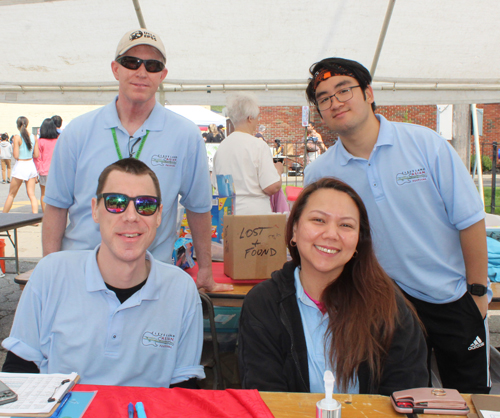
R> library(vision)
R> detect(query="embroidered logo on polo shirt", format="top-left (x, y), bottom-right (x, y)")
top-left (142, 331), bottom-right (175, 349)
top-left (396, 167), bottom-right (428, 185)
top-left (151, 154), bottom-right (177, 167)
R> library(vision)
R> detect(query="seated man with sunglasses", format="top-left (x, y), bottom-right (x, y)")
top-left (42, 28), bottom-right (231, 293)
top-left (2, 158), bottom-right (205, 388)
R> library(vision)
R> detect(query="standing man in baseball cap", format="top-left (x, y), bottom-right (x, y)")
top-left (42, 29), bottom-right (231, 292)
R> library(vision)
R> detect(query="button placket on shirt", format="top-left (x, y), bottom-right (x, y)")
top-left (103, 290), bottom-right (125, 356)
top-left (366, 150), bottom-right (384, 201)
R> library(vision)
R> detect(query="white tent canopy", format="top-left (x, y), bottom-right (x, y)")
top-left (1, 0), bottom-right (500, 106)
top-left (166, 105), bottom-right (226, 127)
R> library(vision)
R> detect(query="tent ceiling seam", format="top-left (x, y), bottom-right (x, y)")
top-left (2, 83), bottom-right (500, 94)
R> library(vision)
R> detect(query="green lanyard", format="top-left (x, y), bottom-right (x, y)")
top-left (111, 127), bottom-right (149, 160)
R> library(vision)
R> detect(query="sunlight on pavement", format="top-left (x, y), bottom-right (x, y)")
top-left (0, 200), bottom-right (32, 212)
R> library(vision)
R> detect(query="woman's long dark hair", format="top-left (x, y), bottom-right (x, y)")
top-left (16, 116), bottom-right (31, 151)
top-left (286, 177), bottom-right (404, 392)
top-left (39, 118), bottom-right (59, 140)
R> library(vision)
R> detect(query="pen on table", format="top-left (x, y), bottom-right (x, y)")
top-left (52, 392), bottom-right (72, 418)
top-left (128, 402), bottom-right (134, 418)
top-left (135, 401), bottom-right (148, 418)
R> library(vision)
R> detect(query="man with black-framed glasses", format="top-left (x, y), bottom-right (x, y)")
top-left (3, 158), bottom-right (204, 388)
top-left (42, 29), bottom-right (231, 293)
top-left (304, 57), bottom-right (490, 394)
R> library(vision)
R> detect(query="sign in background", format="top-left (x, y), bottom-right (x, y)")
top-left (205, 143), bottom-right (220, 171)
top-left (302, 106), bottom-right (310, 127)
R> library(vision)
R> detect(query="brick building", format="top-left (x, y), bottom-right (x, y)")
top-left (257, 103), bottom-right (500, 162)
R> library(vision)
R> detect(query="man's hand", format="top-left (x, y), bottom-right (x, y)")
top-left (472, 294), bottom-right (488, 319)
top-left (185, 209), bottom-right (233, 293)
top-left (196, 266), bottom-right (233, 293)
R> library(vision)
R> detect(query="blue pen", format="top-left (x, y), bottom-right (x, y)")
top-left (135, 402), bottom-right (148, 418)
top-left (52, 392), bottom-right (72, 418)
top-left (128, 402), bottom-right (134, 418)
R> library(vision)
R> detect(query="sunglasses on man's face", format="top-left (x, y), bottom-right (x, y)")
top-left (116, 56), bottom-right (165, 73)
top-left (97, 193), bottom-right (160, 216)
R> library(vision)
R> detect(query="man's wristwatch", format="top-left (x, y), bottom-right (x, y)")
top-left (467, 283), bottom-right (488, 296)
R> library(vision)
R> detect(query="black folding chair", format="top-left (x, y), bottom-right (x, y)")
top-left (199, 292), bottom-right (225, 389)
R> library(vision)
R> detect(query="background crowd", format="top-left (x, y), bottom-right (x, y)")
top-left (1, 115), bottom-right (61, 214)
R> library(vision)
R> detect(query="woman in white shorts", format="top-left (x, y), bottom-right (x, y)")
top-left (2, 116), bottom-right (39, 213)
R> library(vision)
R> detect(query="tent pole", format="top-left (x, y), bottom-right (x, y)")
top-left (130, 0), bottom-right (166, 104)
top-left (471, 104), bottom-right (485, 205)
top-left (132, 0), bottom-right (147, 28)
top-left (370, 0), bottom-right (396, 77)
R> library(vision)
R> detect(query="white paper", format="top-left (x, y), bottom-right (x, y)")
top-left (0, 372), bottom-right (78, 415)
top-left (480, 410), bottom-right (500, 418)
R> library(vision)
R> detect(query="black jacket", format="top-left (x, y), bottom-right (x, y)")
top-left (238, 261), bottom-right (428, 395)
top-left (206, 133), bottom-right (223, 143)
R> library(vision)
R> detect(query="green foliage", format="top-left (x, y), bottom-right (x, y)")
top-left (483, 187), bottom-right (500, 214)
top-left (211, 106), bottom-right (224, 113)
top-left (402, 109), bottom-right (413, 124)
top-left (471, 154), bottom-right (493, 172)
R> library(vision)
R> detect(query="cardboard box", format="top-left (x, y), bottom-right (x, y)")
top-left (223, 214), bottom-right (287, 280)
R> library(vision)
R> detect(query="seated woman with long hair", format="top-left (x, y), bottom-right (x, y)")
top-left (238, 177), bottom-right (428, 395)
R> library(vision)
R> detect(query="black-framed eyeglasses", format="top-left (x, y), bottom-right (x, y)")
top-left (97, 193), bottom-right (161, 216)
top-left (116, 56), bottom-right (165, 73)
top-left (316, 85), bottom-right (360, 111)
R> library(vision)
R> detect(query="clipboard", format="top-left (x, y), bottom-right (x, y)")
top-left (471, 394), bottom-right (500, 418)
top-left (0, 373), bottom-right (80, 417)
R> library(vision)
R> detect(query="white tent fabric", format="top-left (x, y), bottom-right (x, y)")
top-left (166, 105), bottom-right (226, 127)
top-left (1, 0), bottom-right (499, 105)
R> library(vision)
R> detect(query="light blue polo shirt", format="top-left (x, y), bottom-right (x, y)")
top-left (305, 114), bottom-right (487, 304)
top-left (44, 98), bottom-right (211, 263)
top-left (2, 247), bottom-right (205, 387)
top-left (294, 267), bottom-right (359, 394)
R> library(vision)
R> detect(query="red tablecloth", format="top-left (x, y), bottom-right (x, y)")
top-left (186, 262), bottom-right (266, 285)
top-left (74, 385), bottom-right (274, 418)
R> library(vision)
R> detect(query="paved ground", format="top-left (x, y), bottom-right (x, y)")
top-left (0, 171), bottom-right (43, 366)
top-left (0, 260), bottom-right (38, 366)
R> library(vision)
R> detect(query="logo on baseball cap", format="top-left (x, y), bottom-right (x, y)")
top-left (115, 29), bottom-right (166, 61)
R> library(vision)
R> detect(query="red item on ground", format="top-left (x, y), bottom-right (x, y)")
top-left (186, 262), bottom-right (265, 284)
top-left (0, 239), bottom-right (5, 272)
top-left (284, 186), bottom-right (302, 202)
top-left (74, 385), bottom-right (274, 418)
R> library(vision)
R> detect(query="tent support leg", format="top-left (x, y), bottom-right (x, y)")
top-left (132, 0), bottom-right (147, 28)
top-left (471, 104), bottom-right (485, 205)
top-left (370, 0), bottom-right (396, 77)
